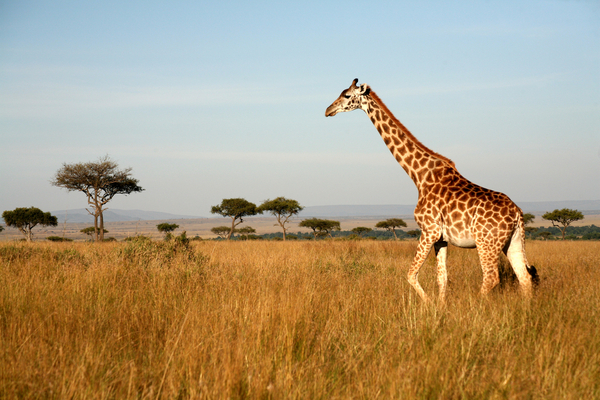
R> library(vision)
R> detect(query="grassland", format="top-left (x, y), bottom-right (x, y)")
top-left (1, 239), bottom-right (599, 399)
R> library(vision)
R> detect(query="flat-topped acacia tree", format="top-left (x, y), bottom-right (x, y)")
top-left (157, 223), bottom-right (179, 240)
top-left (299, 218), bottom-right (340, 240)
top-left (2, 207), bottom-right (58, 242)
top-left (210, 198), bottom-right (261, 240)
top-left (258, 197), bottom-right (303, 241)
top-left (375, 218), bottom-right (407, 240)
top-left (51, 156), bottom-right (143, 242)
top-left (542, 208), bottom-right (584, 240)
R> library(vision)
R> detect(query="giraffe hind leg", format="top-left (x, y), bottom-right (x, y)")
top-left (434, 240), bottom-right (448, 303)
top-left (476, 244), bottom-right (501, 295)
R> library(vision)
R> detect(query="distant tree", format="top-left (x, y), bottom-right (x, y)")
top-left (258, 197), bottom-right (304, 241)
top-left (352, 227), bottom-right (372, 237)
top-left (211, 226), bottom-right (232, 239)
top-left (2, 207), bottom-right (58, 242)
top-left (210, 198), bottom-right (261, 240)
top-left (0, 225), bottom-right (4, 233)
top-left (157, 223), bottom-right (179, 240)
top-left (47, 236), bottom-right (73, 242)
top-left (537, 231), bottom-right (553, 240)
top-left (406, 229), bottom-right (421, 239)
top-left (522, 213), bottom-right (537, 236)
top-left (523, 213), bottom-right (535, 226)
top-left (299, 218), bottom-right (340, 239)
top-left (236, 226), bottom-right (256, 235)
top-left (542, 208), bottom-right (584, 240)
top-left (51, 156), bottom-right (143, 242)
top-left (375, 218), bottom-right (407, 240)
top-left (81, 226), bottom-right (108, 239)
top-left (236, 226), bottom-right (257, 240)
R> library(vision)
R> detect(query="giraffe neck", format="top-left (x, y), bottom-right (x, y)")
top-left (361, 91), bottom-right (454, 188)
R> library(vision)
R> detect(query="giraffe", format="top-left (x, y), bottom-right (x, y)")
top-left (325, 79), bottom-right (538, 302)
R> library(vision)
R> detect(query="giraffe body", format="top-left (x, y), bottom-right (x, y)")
top-left (325, 79), bottom-right (537, 302)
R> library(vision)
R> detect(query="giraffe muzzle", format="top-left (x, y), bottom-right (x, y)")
top-left (325, 105), bottom-right (338, 117)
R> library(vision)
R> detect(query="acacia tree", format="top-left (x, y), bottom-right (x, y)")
top-left (523, 213), bottom-right (537, 236)
top-left (406, 229), bottom-right (421, 239)
top-left (2, 207), bottom-right (58, 242)
top-left (236, 226), bottom-right (257, 240)
top-left (375, 218), bottom-right (407, 240)
top-left (51, 156), bottom-right (144, 242)
top-left (157, 223), bottom-right (179, 240)
top-left (352, 227), bottom-right (372, 238)
top-left (542, 208), bottom-right (584, 240)
top-left (299, 218), bottom-right (340, 239)
top-left (210, 198), bottom-right (261, 240)
top-left (210, 226), bottom-right (231, 239)
top-left (81, 227), bottom-right (108, 239)
top-left (258, 197), bottom-right (304, 241)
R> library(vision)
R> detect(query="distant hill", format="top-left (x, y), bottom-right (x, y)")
top-left (50, 209), bottom-right (203, 223)
top-left (42, 200), bottom-right (600, 223)
top-left (300, 204), bottom-right (416, 217)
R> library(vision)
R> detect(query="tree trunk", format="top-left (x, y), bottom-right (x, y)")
top-left (228, 218), bottom-right (236, 240)
top-left (280, 221), bottom-right (287, 241)
top-left (99, 211), bottom-right (105, 241)
top-left (19, 226), bottom-right (32, 242)
top-left (93, 212), bottom-right (99, 242)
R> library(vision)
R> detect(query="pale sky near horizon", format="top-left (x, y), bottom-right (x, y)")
top-left (1, 1), bottom-right (599, 218)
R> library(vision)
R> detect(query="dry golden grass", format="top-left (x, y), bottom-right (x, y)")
top-left (1, 239), bottom-right (599, 399)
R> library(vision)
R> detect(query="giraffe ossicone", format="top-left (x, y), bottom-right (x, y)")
top-left (326, 78), bottom-right (538, 302)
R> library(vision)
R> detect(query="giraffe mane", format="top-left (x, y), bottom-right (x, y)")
top-left (368, 90), bottom-right (455, 167)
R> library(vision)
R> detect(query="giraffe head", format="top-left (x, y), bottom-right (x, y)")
top-left (325, 78), bottom-right (371, 117)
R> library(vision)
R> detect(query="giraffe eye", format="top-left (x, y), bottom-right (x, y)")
top-left (344, 95), bottom-right (350, 99)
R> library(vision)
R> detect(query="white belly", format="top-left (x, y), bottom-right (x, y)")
top-left (443, 229), bottom-right (476, 248)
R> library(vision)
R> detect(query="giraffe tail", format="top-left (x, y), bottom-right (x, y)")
top-left (516, 210), bottom-right (540, 287)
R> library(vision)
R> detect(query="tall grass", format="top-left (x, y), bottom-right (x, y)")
top-left (1, 240), bottom-right (599, 399)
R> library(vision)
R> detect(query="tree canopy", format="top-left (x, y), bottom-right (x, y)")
top-left (351, 227), bottom-right (372, 237)
top-left (299, 218), bottom-right (340, 239)
top-left (210, 226), bottom-right (231, 239)
top-left (157, 223), bottom-right (179, 240)
top-left (51, 156), bottom-right (143, 242)
top-left (523, 213), bottom-right (537, 235)
top-left (542, 208), bottom-right (584, 240)
top-left (258, 197), bottom-right (303, 241)
top-left (2, 207), bottom-right (58, 242)
top-left (210, 198), bottom-right (261, 240)
top-left (523, 213), bottom-right (535, 226)
top-left (375, 218), bottom-right (407, 240)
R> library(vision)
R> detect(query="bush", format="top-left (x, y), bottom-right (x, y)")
top-left (124, 235), bottom-right (152, 242)
top-left (118, 231), bottom-right (205, 268)
top-left (46, 236), bottom-right (73, 242)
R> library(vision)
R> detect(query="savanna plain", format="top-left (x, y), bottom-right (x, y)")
top-left (1, 239), bottom-right (599, 399)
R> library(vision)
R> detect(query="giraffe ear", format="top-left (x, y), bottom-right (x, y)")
top-left (359, 84), bottom-right (371, 96)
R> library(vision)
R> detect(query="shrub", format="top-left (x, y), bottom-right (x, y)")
top-left (46, 236), bottom-right (73, 242)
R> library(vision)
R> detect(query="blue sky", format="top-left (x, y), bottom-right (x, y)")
top-left (1, 1), bottom-right (599, 217)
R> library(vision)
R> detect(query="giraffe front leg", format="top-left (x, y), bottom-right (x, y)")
top-left (434, 240), bottom-right (448, 304)
top-left (407, 230), bottom-right (440, 302)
